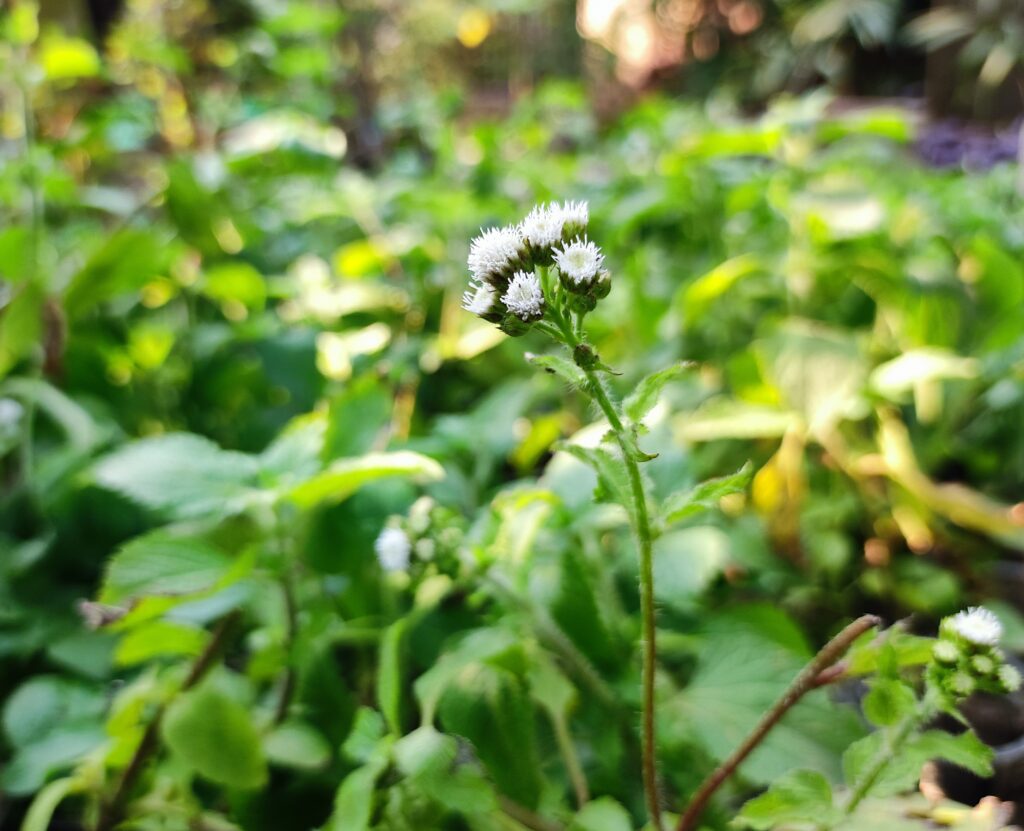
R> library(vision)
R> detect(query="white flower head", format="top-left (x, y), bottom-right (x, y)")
top-left (948, 606), bottom-right (1002, 647)
top-left (468, 225), bottom-right (526, 287)
top-left (521, 203), bottom-right (565, 250)
top-left (501, 271), bottom-right (545, 321)
top-left (554, 236), bottom-right (604, 287)
top-left (461, 280), bottom-right (502, 320)
top-left (375, 527), bottom-right (411, 572)
top-left (558, 200), bottom-right (589, 233)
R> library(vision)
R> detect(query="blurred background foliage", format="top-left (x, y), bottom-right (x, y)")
top-left (0, 0), bottom-right (1023, 830)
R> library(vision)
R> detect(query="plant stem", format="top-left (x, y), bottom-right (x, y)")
top-left (551, 712), bottom-right (590, 808)
top-left (95, 612), bottom-right (240, 831)
top-left (583, 366), bottom-right (662, 831)
top-left (676, 615), bottom-right (881, 831)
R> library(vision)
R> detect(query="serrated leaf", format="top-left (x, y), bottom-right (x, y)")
top-left (558, 443), bottom-right (639, 525)
top-left (846, 631), bottom-right (934, 676)
top-left (162, 684), bottom-right (267, 790)
top-left (660, 461), bottom-right (753, 526)
top-left (93, 433), bottom-right (260, 519)
top-left (623, 362), bottom-right (694, 423)
top-left (737, 769), bottom-right (836, 830)
top-left (289, 451), bottom-right (444, 508)
top-left (101, 530), bottom-right (232, 604)
top-left (910, 729), bottom-right (993, 778)
top-left (569, 797), bottom-right (633, 831)
top-left (527, 352), bottom-right (587, 388)
top-left (114, 620), bottom-right (208, 666)
top-left (863, 679), bottom-right (917, 727)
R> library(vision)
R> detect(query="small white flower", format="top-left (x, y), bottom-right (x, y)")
top-left (467, 225), bottom-right (525, 285)
top-left (501, 271), bottom-right (545, 321)
top-left (461, 281), bottom-right (499, 317)
top-left (554, 237), bottom-right (604, 286)
top-left (521, 203), bottom-right (565, 250)
top-left (949, 607), bottom-right (1002, 647)
top-left (559, 200), bottom-right (589, 230)
top-left (375, 527), bottom-right (411, 572)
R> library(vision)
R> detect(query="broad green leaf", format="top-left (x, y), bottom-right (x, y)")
top-left (1, 726), bottom-right (104, 796)
top-left (737, 769), bottom-right (837, 830)
top-left (101, 530), bottom-right (231, 604)
top-left (3, 676), bottom-right (104, 750)
top-left (414, 628), bottom-right (519, 725)
top-left (527, 352), bottom-right (587, 388)
top-left (264, 721), bottom-right (331, 770)
top-left (653, 526), bottom-right (732, 604)
top-left (862, 679), bottom-right (917, 727)
top-left (437, 661), bottom-right (542, 809)
top-left (289, 451), bottom-right (444, 508)
top-left (430, 766), bottom-right (500, 816)
top-left (845, 630), bottom-right (934, 676)
top-left (528, 653), bottom-right (577, 720)
top-left (680, 255), bottom-right (762, 326)
top-left (93, 433), bottom-right (260, 519)
top-left (663, 607), bottom-right (863, 783)
top-left (114, 620), bottom-right (208, 666)
top-left (162, 684), bottom-right (267, 790)
top-left (393, 725), bottom-right (457, 780)
top-left (0, 282), bottom-right (43, 380)
top-left (557, 443), bottom-right (637, 523)
top-left (909, 730), bottom-right (993, 778)
top-left (624, 362), bottom-right (694, 423)
top-left (1, 377), bottom-right (103, 451)
top-left (342, 707), bottom-right (387, 764)
top-left (63, 229), bottom-right (169, 317)
top-left (660, 461), bottom-right (753, 526)
top-left (569, 797), bottom-right (633, 831)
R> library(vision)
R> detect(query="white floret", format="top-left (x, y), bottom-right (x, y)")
top-left (558, 200), bottom-right (589, 229)
top-left (521, 203), bottom-right (565, 249)
top-left (501, 271), bottom-right (545, 320)
top-left (467, 225), bottom-right (524, 284)
top-left (375, 527), bottom-right (411, 572)
top-left (461, 281), bottom-right (498, 316)
top-left (553, 237), bottom-right (604, 286)
top-left (949, 607), bottom-right (1002, 646)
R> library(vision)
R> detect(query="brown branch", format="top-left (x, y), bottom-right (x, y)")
top-left (498, 796), bottom-right (565, 831)
top-left (675, 615), bottom-right (881, 831)
top-left (95, 611), bottom-right (241, 831)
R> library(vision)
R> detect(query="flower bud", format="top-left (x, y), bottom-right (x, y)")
top-left (933, 640), bottom-right (960, 664)
top-left (999, 665), bottom-right (1022, 693)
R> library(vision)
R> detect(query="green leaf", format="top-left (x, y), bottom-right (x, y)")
top-left (674, 399), bottom-right (798, 442)
top-left (660, 461), bottom-right (753, 526)
top-left (862, 679), bottom-right (917, 728)
top-left (568, 797), bottom-right (633, 831)
top-left (327, 741), bottom-right (391, 831)
top-left (0, 281), bottom-right (43, 380)
top-left (624, 362), bottom-right (694, 423)
top-left (663, 607), bottom-right (863, 783)
top-left (93, 433), bottom-right (260, 519)
top-left (526, 352), bottom-right (587, 388)
top-left (162, 684), bottom-right (268, 790)
top-left (528, 653), bottom-right (577, 720)
top-left (845, 630), bottom-right (934, 676)
top-left (342, 707), bottom-right (387, 764)
top-left (114, 620), bottom-right (208, 665)
top-left (653, 526), bottom-right (732, 604)
top-left (289, 451), bottom-right (444, 508)
top-left (557, 443), bottom-right (637, 523)
top-left (393, 725), bottom-right (457, 780)
top-left (909, 730), bottom-right (993, 778)
top-left (101, 530), bottom-right (232, 604)
top-left (63, 229), bottom-right (169, 318)
top-left (3, 676), bottom-right (104, 749)
top-left (737, 769), bottom-right (837, 830)
top-left (1, 726), bottom-right (105, 796)
top-left (264, 721), bottom-right (332, 770)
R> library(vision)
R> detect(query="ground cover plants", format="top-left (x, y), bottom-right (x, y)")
top-left (3, 3), bottom-right (1024, 831)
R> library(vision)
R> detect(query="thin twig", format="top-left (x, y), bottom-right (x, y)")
top-left (498, 796), bottom-right (565, 831)
top-left (95, 611), bottom-right (241, 831)
top-left (675, 614), bottom-right (881, 831)
top-left (273, 573), bottom-right (298, 725)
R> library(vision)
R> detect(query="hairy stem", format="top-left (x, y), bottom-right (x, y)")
top-left (95, 612), bottom-right (240, 831)
top-left (581, 366), bottom-right (662, 830)
top-left (676, 615), bottom-right (881, 831)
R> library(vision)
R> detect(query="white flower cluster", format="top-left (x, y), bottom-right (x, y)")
top-left (948, 606), bottom-right (1002, 647)
top-left (374, 527), bottom-right (411, 572)
top-left (462, 200), bottom-right (608, 333)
